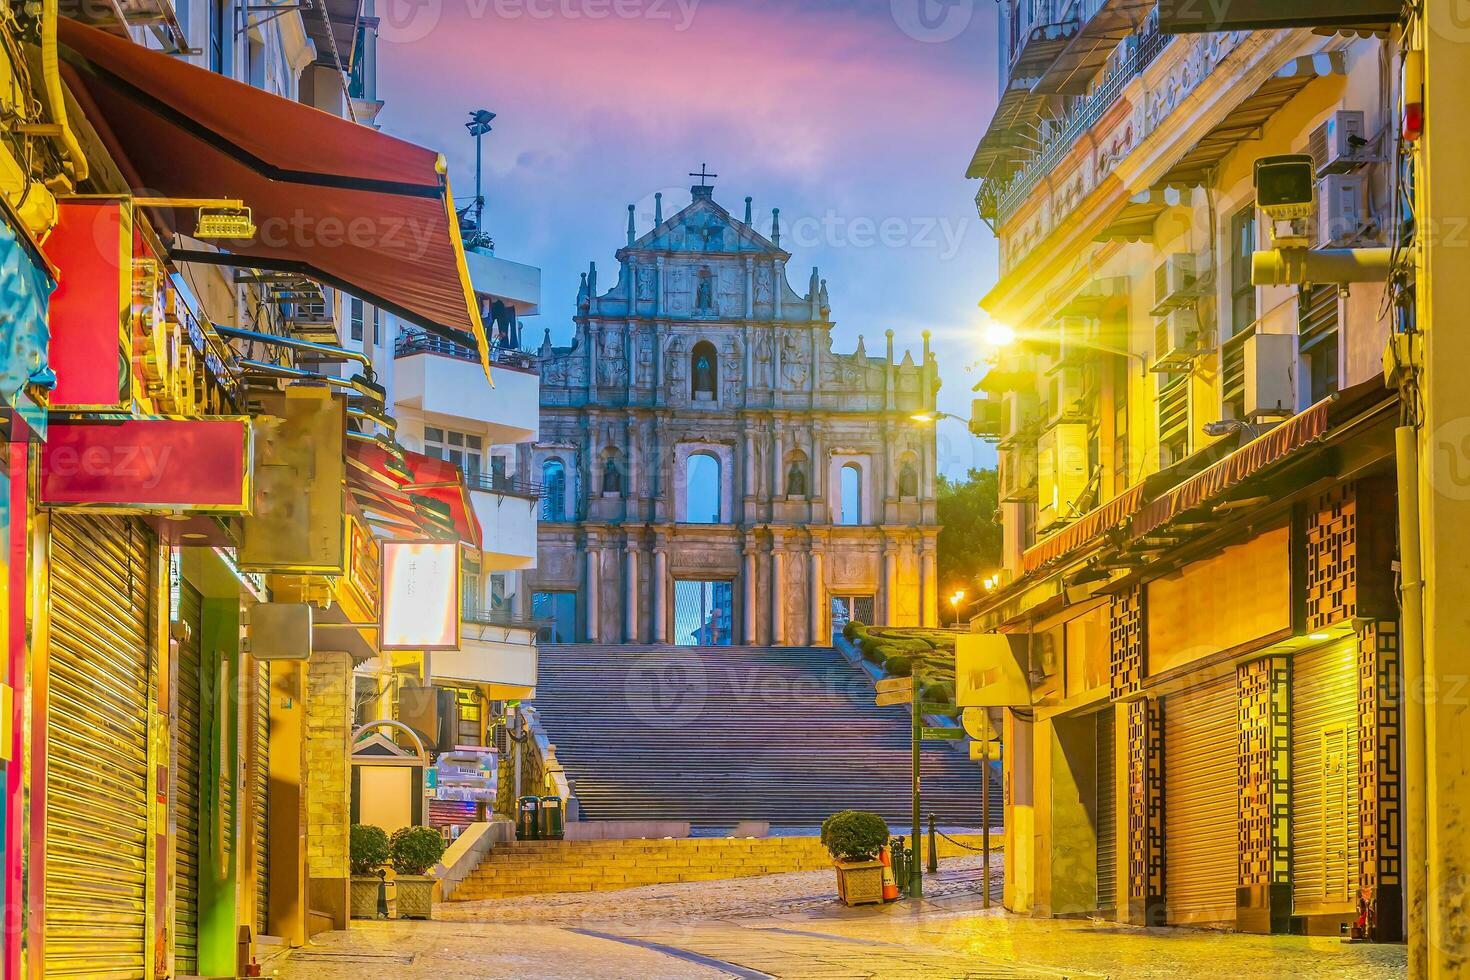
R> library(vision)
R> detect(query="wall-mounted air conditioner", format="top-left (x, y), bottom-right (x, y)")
top-left (1243, 332), bottom-right (1296, 420)
top-left (1001, 389), bottom-right (1040, 444)
top-left (1048, 365), bottom-right (1087, 424)
top-left (1153, 308), bottom-right (1203, 370)
top-left (1316, 174), bottom-right (1366, 247)
top-left (1036, 421), bottom-right (1090, 532)
top-left (1152, 253), bottom-right (1200, 315)
top-left (1056, 315), bottom-right (1098, 366)
top-left (999, 442), bottom-right (1039, 503)
top-left (971, 396), bottom-right (1005, 440)
top-left (1309, 110), bottom-right (1368, 177)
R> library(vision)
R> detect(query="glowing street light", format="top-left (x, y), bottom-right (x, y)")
top-left (949, 589), bottom-right (967, 630)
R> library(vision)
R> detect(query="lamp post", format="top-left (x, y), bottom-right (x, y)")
top-left (949, 590), bottom-right (966, 631)
top-left (464, 108), bottom-right (496, 250)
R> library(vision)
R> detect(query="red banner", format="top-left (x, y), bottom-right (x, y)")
top-left (39, 417), bottom-right (251, 511)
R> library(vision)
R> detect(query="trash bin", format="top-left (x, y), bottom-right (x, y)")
top-left (540, 796), bottom-right (565, 840)
top-left (516, 796), bottom-right (541, 840)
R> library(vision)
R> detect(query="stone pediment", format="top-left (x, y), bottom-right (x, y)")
top-left (629, 195), bottom-right (785, 258)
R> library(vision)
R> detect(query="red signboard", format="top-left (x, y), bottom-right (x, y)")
top-left (42, 199), bottom-right (133, 410)
top-left (39, 417), bottom-right (252, 512)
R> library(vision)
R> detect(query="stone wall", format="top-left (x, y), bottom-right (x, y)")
top-left (305, 650), bottom-right (353, 880)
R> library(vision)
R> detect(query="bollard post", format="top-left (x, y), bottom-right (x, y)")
top-left (927, 813), bottom-right (938, 874)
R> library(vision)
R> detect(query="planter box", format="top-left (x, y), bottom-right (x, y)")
top-left (833, 860), bottom-right (885, 906)
top-left (396, 875), bottom-right (437, 920)
top-left (351, 877), bottom-right (381, 920)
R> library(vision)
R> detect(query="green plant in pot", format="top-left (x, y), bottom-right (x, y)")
top-left (389, 825), bottom-right (448, 920)
top-left (820, 810), bottom-right (889, 906)
top-left (349, 824), bottom-right (390, 920)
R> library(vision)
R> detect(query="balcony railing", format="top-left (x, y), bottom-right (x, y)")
top-left (462, 604), bottom-right (546, 631)
top-left (464, 472), bottom-right (544, 501)
top-left (991, 21), bottom-right (1171, 224)
top-left (395, 329), bottom-right (538, 371)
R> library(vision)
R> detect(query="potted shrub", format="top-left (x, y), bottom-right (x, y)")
top-left (820, 810), bottom-right (889, 906)
top-left (389, 825), bottom-right (448, 920)
top-left (349, 824), bottom-right (390, 919)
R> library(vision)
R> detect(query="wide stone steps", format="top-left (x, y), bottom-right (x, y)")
top-left (531, 644), bottom-right (996, 827)
top-left (450, 834), bottom-right (990, 901)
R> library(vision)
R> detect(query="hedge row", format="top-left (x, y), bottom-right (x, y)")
top-left (844, 621), bottom-right (958, 693)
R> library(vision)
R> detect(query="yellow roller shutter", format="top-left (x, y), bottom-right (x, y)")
top-left (174, 579), bottom-right (203, 975)
top-left (1163, 678), bottom-right (1238, 927)
top-left (255, 659), bottom-right (270, 938)
top-left (44, 515), bottom-right (153, 978)
top-left (1290, 640), bottom-right (1360, 917)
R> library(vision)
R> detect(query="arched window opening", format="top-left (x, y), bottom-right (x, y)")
top-left (691, 341), bottom-right (718, 401)
top-left (840, 463), bottom-right (863, 525)
top-left (541, 458), bottom-right (567, 522)
top-left (686, 453), bottom-right (722, 524)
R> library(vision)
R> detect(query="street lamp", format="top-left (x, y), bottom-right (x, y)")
top-left (949, 590), bottom-right (966, 630)
top-left (909, 411), bottom-right (966, 424)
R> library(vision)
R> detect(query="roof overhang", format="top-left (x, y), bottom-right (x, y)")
top-left (1154, 52), bottom-right (1347, 189)
top-left (1033, 0), bottom-right (1155, 96)
top-left (1096, 186), bottom-right (1187, 242)
top-left (1156, 0), bottom-right (1403, 34)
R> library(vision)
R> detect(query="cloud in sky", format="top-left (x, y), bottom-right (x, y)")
top-left (376, 0), bottom-right (1001, 473)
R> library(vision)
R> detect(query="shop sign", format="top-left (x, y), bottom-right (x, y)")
top-left (380, 540), bottom-right (460, 651)
top-left (39, 417), bottom-right (252, 511)
top-left (955, 632), bottom-right (1032, 708)
top-left (43, 199), bottom-right (132, 410)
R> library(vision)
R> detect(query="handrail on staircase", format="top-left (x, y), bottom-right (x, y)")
top-left (521, 704), bottom-right (580, 822)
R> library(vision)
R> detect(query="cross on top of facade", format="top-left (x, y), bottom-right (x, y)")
top-left (689, 163), bottom-right (719, 187)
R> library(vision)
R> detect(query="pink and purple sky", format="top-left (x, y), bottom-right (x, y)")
top-left (376, 0), bottom-right (1001, 473)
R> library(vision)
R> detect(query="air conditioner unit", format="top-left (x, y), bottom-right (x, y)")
top-left (999, 442), bottom-right (1039, 503)
top-left (1316, 174), bottom-right (1366, 247)
top-left (1000, 389), bottom-right (1040, 445)
top-left (1056, 316), bottom-right (1098, 365)
top-left (1036, 422), bottom-right (1090, 532)
top-left (1308, 110), bottom-right (1368, 176)
top-left (1152, 253), bottom-right (1200, 314)
top-left (398, 685), bottom-right (460, 753)
top-left (1243, 332), bottom-right (1297, 420)
top-left (1153, 309), bottom-right (1202, 369)
top-left (970, 396), bottom-right (1005, 440)
top-left (1048, 366), bottom-right (1087, 424)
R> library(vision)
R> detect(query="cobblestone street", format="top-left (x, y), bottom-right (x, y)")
top-left (267, 856), bottom-right (1408, 979)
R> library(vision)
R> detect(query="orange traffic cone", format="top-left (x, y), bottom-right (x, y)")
top-left (880, 845), bottom-right (900, 901)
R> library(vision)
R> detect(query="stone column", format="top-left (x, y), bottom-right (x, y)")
top-left (585, 547), bottom-right (601, 642)
top-left (808, 548), bottom-right (825, 644)
top-left (655, 256), bottom-right (666, 317)
top-left (744, 256), bottom-right (755, 319)
top-left (882, 545), bottom-right (898, 625)
top-left (771, 419), bottom-right (784, 505)
top-left (773, 260), bottom-right (784, 318)
top-left (921, 544), bottom-right (938, 628)
top-left (624, 544), bottom-right (639, 643)
top-left (652, 548), bottom-right (668, 643)
top-left (742, 547), bottom-right (758, 645)
top-left (770, 548), bottom-right (786, 646)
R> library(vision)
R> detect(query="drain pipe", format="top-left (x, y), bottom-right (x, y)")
top-left (1396, 423), bottom-right (1427, 970)
top-left (39, 0), bottom-right (88, 187)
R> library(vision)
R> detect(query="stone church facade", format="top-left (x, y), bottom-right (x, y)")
top-left (524, 182), bottom-right (941, 645)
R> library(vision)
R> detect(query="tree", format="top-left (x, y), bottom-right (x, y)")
top-left (936, 468), bottom-right (1001, 621)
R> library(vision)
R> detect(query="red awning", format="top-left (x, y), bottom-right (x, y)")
top-left (346, 440), bottom-right (481, 549)
top-left (1130, 398), bottom-right (1333, 539)
top-left (56, 19), bottom-right (488, 371)
top-left (1022, 483), bottom-right (1146, 573)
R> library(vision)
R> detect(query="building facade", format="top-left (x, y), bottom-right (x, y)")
top-left (965, 2), bottom-right (1403, 941)
top-left (530, 183), bottom-right (942, 646)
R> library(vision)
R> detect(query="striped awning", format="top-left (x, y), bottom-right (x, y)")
top-left (1022, 483), bottom-right (1146, 573)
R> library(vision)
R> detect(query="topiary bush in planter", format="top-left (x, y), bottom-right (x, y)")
top-left (884, 655), bottom-right (913, 677)
top-left (349, 824), bottom-right (390, 919)
top-left (821, 810), bottom-right (889, 862)
top-left (389, 826), bottom-right (449, 920)
top-left (821, 811), bottom-right (890, 906)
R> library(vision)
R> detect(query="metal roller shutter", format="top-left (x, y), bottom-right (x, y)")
top-left (1164, 678), bottom-right (1239, 927)
top-left (255, 659), bottom-right (270, 938)
top-left (1291, 641), bottom-right (1360, 916)
top-left (44, 515), bottom-right (153, 978)
top-left (174, 580), bottom-right (204, 975)
top-left (1096, 708), bottom-right (1117, 914)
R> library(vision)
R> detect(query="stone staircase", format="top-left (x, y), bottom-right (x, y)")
top-left (530, 644), bottom-right (996, 828)
top-left (450, 833), bottom-right (991, 901)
